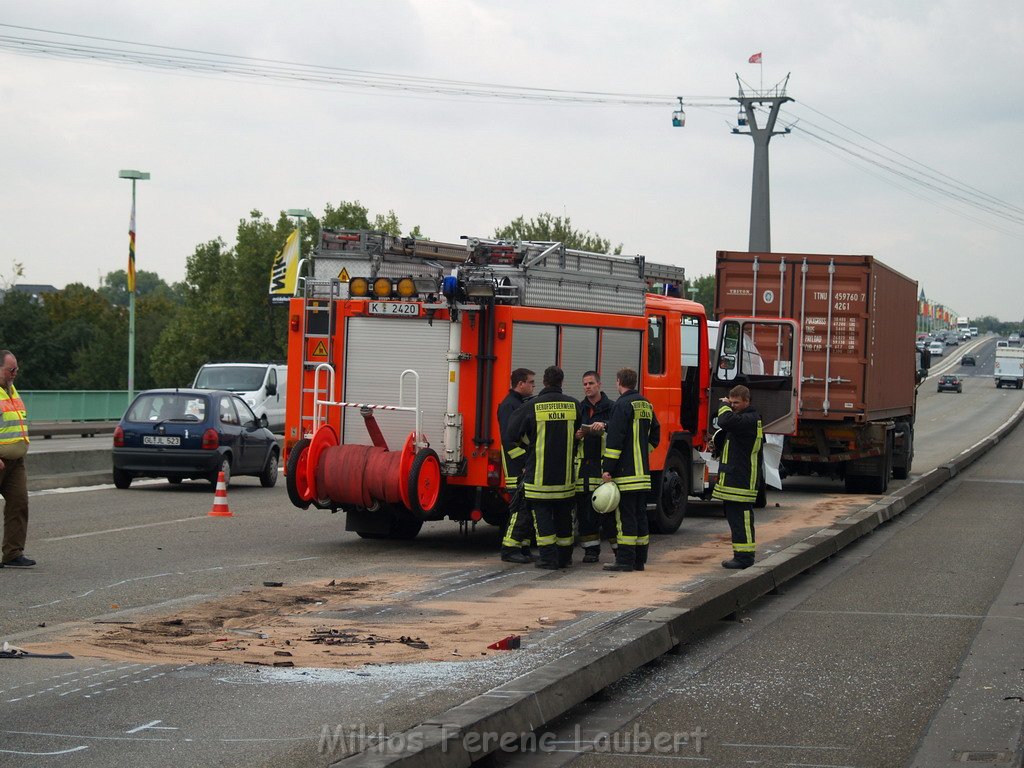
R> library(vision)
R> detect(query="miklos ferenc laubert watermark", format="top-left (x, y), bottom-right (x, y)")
top-left (319, 723), bottom-right (707, 756)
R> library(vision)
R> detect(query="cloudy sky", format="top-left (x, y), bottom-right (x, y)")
top-left (1, 1), bottom-right (1021, 319)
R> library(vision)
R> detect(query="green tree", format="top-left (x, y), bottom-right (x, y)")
top-left (99, 269), bottom-right (183, 307)
top-left (0, 290), bottom-right (53, 389)
top-left (493, 212), bottom-right (622, 254)
top-left (687, 274), bottom-right (715, 317)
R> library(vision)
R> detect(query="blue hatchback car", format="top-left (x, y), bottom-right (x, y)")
top-left (112, 389), bottom-right (280, 489)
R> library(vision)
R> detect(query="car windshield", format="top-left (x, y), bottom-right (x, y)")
top-left (127, 393), bottom-right (207, 423)
top-left (195, 366), bottom-right (265, 392)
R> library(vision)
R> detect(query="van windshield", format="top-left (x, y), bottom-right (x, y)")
top-left (195, 366), bottom-right (265, 392)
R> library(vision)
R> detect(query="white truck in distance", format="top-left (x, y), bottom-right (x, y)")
top-left (994, 347), bottom-right (1024, 389)
top-left (192, 363), bottom-right (288, 431)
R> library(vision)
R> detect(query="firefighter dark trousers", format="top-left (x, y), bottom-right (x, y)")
top-left (577, 490), bottom-right (617, 551)
top-left (501, 485), bottom-right (534, 554)
top-left (614, 490), bottom-right (650, 569)
top-left (723, 500), bottom-right (756, 563)
top-left (532, 498), bottom-right (575, 567)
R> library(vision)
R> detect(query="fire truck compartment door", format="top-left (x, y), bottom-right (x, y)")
top-left (711, 318), bottom-right (799, 435)
top-left (343, 317), bottom-right (450, 450)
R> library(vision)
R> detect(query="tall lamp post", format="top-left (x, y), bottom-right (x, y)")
top-left (119, 169), bottom-right (150, 402)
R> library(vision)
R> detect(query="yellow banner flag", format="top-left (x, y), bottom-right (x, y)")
top-left (268, 229), bottom-right (300, 302)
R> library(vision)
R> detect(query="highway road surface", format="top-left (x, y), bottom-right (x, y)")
top-left (1, 336), bottom-right (1021, 767)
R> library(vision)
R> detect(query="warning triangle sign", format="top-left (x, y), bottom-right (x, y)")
top-left (338, 268), bottom-right (350, 282)
top-left (312, 340), bottom-right (328, 357)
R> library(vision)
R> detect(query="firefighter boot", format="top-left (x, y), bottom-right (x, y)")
top-left (582, 546), bottom-right (600, 564)
top-left (501, 547), bottom-right (531, 564)
top-left (721, 551), bottom-right (754, 569)
top-left (557, 545), bottom-right (573, 569)
top-left (634, 544), bottom-right (649, 572)
top-left (535, 545), bottom-right (559, 570)
top-left (603, 544), bottom-right (635, 572)
top-left (520, 546), bottom-right (536, 562)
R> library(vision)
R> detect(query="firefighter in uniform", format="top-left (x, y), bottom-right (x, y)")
top-left (711, 384), bottom-right (764, 569)
top-left (575, 370), bottom-right (616, 563)
top-left (601, 368), bottom-right (660, 572)
top-left (498, 368), bottom-right (536, 563)
top-left (512, 366), bottom-right (580, 570)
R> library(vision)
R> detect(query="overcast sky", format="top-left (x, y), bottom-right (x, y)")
top-left (1, 1), bottom-right (1021, 320)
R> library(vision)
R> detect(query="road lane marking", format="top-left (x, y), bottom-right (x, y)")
top-left (0, 746), bottom-right (89, 755)
top-left (26, 556), bottom-right (320, 608)
top-left (40, 516), bottom-right (210, 542)
top-left (126, 720), bottom-right (178, 734)
top-left (961, 478), bottom-right (1024, 485)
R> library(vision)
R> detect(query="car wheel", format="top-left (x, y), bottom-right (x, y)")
top-left (260, 449), bottom-right (280, 488)
top-left (210, 456), bottom-right (231, 486)
top-left (113, 468), bottom-right (132, 489)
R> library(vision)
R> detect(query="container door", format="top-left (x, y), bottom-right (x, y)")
top-left (711, 318), bottom-right (799, 435)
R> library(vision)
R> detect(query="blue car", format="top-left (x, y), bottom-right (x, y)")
top-left (112, 388), bottom-right (280, 489)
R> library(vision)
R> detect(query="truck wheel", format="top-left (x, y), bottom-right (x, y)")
top-left (892, 421), bottom-right (913, 480)
top-left (285, 438), bottom-right (312, 510)
top-left (355, 506), bottom-right (424, 540)
top-left (650, 449), bottom-right (689, 534)
top-left (113, 468), bottom-right (132, 490)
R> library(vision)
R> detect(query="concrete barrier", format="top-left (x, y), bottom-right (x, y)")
top-left (333, 399), bottom-right (1024, 767)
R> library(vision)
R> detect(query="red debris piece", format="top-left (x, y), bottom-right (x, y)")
top-left (487, 634), bottom-right (521, 651)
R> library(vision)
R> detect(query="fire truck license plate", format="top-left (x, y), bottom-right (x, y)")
top-left (368, 302), bottom-right (421, 317)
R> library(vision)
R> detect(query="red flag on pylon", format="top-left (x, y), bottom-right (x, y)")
top-left (748, 52), bottom-right (763, 64)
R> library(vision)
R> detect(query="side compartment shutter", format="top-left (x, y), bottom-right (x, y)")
top-left (560, 326), bottom-right (598, 393)
top-left (343, 318), bottom-right (450, 450)
top-left (512, 323), bottom-right (558, 378)
top-left (600, 329), bottom-right (642, 387)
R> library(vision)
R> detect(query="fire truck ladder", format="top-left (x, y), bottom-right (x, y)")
top-left (300, 277), bottom-right (342, 433)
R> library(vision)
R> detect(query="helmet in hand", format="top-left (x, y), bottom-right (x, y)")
top-left (591, 481), bottom-right (621, 515)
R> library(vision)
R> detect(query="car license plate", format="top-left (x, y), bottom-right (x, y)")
top-left (143, 435), bottom-right (181, 446)
top-left (368, 301), bottom-right (421, 317)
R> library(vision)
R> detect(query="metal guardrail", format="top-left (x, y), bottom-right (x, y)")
top-left (19, 390), bottom-right (130, 423)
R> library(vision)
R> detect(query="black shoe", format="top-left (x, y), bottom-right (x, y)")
top-left (3, 555), bottom-right (36, 568)
top-left (501, 551), bottom-right (532, 564)
top-left (582, 549), bottom-right (600, 564)
top-left (602, 563), bottom-right (634, 572)
top-left (634, 562), bottom-right (645, 572)
top-left (721, 557), bottom-right (752, 570)
top-left (535, 562), bottom-right (559, 570)
top-left (520, 547), bottom-right (536, 562)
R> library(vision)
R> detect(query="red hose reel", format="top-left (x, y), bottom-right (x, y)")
top-left (290, 421), bottom-right (441, 518)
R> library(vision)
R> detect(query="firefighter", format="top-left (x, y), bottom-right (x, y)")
top-left (498, 368), bottom-right (536, 563)
top-left (601, 368), bottom-right (660, 572)
top-left (711, 384), bottom-right (764, 569)
top-left (575, 370), bottom-right (616, 563)
top-left (512, 366), bottom-right (580, 570)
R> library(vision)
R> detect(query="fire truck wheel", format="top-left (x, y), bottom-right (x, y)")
top-left (651, 449), bottom-right (689, 534)
top-left (407, 447), bottom-right (442, 519)
top-left (286, 438), bottom-right (312, 510)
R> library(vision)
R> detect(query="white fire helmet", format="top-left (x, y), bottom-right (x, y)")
top-left (591, 481), bottom-right (621, 515)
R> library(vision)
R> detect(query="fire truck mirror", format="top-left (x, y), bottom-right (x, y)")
top-left (718, 354), bottom-right (737, 371)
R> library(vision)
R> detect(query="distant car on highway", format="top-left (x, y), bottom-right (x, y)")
top-left (112, 389), bottom-right (280, 489)
top-left (1009, 333), bottom-right (1021, 345)
top-left (928, 341), bottom-right (945, 357)
top-left (937, 375), bottom-right (962, 393)
top-left (961, 354), bottom-right (976, 366)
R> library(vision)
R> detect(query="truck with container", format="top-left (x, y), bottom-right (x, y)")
top-left (281, 230), bottom-right (798, 539)
top-left (994, 347), bottom-right (1024, 389)
top-left (715, 251), bottom-right (919, 494)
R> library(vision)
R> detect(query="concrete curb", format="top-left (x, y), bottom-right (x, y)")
top-left (332, 400), bottom-right (1024, 767)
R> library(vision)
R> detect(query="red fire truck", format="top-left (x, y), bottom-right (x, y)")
top-left (283, 230), bottom-right (799, 539)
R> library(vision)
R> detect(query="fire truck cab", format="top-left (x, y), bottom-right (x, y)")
top-left (284, 230), bottom-right (798, 540)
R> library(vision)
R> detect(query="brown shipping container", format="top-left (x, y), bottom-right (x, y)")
top-left (715, 251), bottom-right (917, 423)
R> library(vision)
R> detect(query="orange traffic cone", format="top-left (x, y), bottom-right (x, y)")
top-left (208, 471), bottom-right (233, 517)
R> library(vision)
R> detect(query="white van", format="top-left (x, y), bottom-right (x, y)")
top-left (192, 363), bottom-right (287, 432)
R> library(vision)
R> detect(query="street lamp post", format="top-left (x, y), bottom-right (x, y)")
top-left (119, 169), bottom-right (150, 402)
